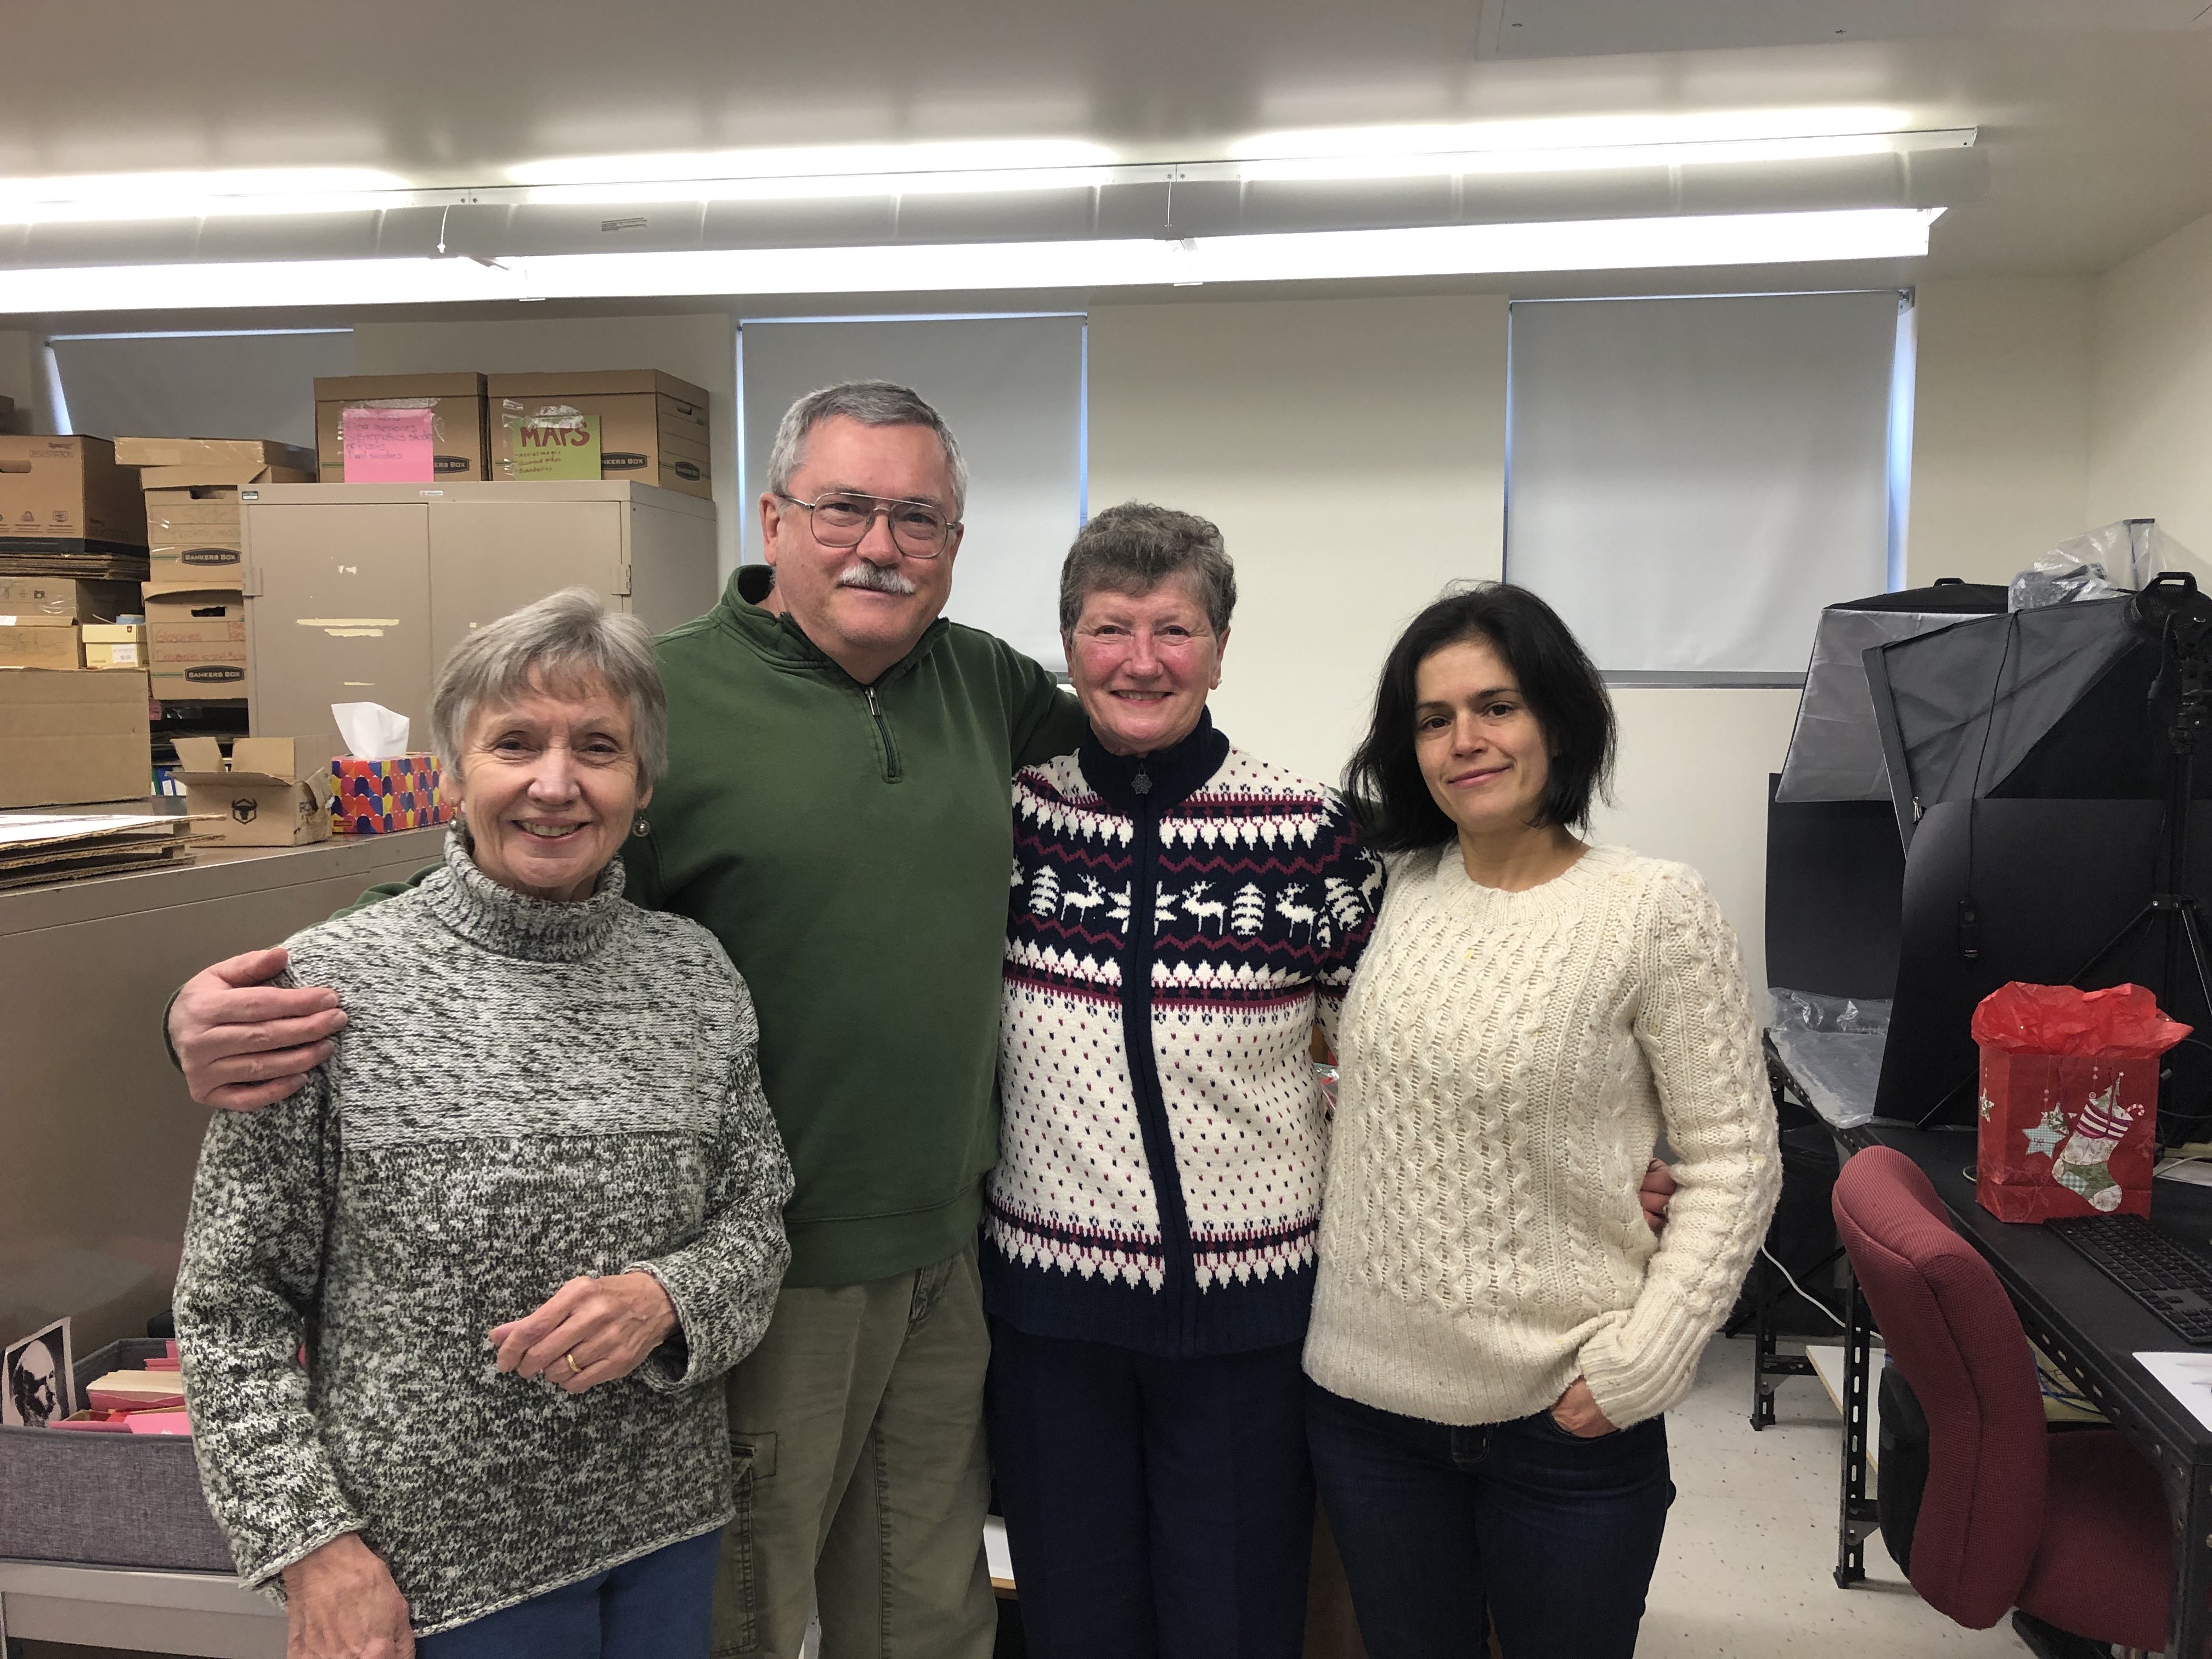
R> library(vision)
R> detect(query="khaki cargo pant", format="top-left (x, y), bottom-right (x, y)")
top-left (711, 1243), bottom-right (996, 1659)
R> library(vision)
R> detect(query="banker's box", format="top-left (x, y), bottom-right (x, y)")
top-left (114, 436), bottom-right (317, 472)
top-left (488, 370), bottom-right (713, 500)
top-left (142, 465), bottom-right (314, 596)
top-left (175, 735), bottom-right (334, 845)
top-left (0, 577), bottom-right (140, 626)
top-left (145, 595), bottom-right (249, 699)
top-left (0, 669), bottom-right (151, 809)
top-left (0, 436), bottom-right (148, 549)
top-left (314, 373), bottom-right (489, 482)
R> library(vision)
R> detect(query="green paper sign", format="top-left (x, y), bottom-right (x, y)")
top-left (510, 412), bottom-right (602, 480)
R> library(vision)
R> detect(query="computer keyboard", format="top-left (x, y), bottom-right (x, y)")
top-left (2049, 1214), bottom-right (2212, 1345)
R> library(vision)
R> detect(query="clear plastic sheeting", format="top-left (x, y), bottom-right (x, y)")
top-left (2011, 520), bottom-right (2209, 612)
top-left (1777, 608), bottom-right (1973, 802)
top-left (1768, 988), bottom-right (1890, 1129)
top-left (1770, 988), bottom-right (1892, 1035)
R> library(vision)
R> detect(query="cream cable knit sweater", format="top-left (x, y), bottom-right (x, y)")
top-left (1304, 843), bottom-right (1779, 1430)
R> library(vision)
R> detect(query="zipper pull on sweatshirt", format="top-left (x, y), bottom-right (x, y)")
top-left (1132, 768), bottom-right (1152, 795)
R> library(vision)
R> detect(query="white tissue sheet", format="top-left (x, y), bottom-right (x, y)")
top-left (331, 702), bottom-right (411, 760)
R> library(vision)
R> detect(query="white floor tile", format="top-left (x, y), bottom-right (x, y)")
top-left (1639, 1335), bottom-right (2029, 1656)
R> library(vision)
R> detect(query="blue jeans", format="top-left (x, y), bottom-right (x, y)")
top-left (988, 1322), bottom-right (1313, 1659)
top-left (417, 1527), bottom-right (722, 1659)
top-left (1305, 1381), bottom-right (1673, 1659)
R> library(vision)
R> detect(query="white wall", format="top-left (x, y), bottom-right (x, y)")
top-left (2089, 207), bottom-right (2212, 557)
top-left (1905, 277), bottom-right (2094, 588)
top-left (1588, 689), bottom-right (1801, 995)
top-left (351, 312), bottom-right (741, 583)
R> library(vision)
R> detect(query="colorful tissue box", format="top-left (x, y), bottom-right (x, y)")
top-left (331, 754), bottom-right (450, 835)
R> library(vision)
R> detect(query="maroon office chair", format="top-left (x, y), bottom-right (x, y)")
top-left (1831, 1147), bottom-right (2168, 1651)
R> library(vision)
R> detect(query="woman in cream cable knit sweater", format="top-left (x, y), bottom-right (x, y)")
top-left (1304, 585), bottom-right (1780, 1659)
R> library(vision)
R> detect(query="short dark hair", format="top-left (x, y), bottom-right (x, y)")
top-left (1058, 501), bottom-right (1236, 635)
top-left (1347, 583), bottom-right (1615, 851)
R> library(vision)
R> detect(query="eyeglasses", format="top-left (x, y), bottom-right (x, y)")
top-left (777, 492), bottom-right (959, 558)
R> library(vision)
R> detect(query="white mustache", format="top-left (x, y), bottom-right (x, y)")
top-left (836, 560), bottom-right (917, 596)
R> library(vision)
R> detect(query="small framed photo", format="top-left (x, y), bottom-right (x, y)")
top-left (3, 1317), bottom-right (75, 1427)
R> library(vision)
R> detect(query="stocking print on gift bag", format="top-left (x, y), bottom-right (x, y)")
top-left (1972, 981), bottom-right (2192, 1223)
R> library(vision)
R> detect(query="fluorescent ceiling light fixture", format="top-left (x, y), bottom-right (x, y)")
top-left (0, 208), bottom-right (1939, 314)
top-left (509, 139), bottom-right (1116, 204)
top-left (1231, 108), bottom-right (1968, 181)
top-left (0, 167), bottom-right (412, 225)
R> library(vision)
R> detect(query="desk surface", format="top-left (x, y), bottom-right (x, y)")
top-left (1878, 1125), bottom-right (2212, 1464)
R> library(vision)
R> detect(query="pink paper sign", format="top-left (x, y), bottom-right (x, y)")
top-left (343, 406), bottom-right (437, 483)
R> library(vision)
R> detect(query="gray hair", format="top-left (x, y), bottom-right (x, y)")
top-left (764, 380), bottom-right (969, 516)
top-left (430, 587), bottom-right (668, 791)
top-left (1058, 501), bottom-right (1237, 636)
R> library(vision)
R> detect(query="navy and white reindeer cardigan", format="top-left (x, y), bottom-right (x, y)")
top-left (983, 711), bottom-right (1384, 1357)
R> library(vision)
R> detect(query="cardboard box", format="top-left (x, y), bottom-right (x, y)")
top-left (314, 374), bottom-right (488, 483)
top-left (0, 669), bottom-right (151, 808)
top-left (488, 371), bottom-right (713, 500)
top-left (145, 594), bottom-right (249, 699)
top-left (174, 735), bottom-right (334, 845)
top-left (143, 470), bottom-right (313, 595)
top-left (0, 437), bottom-right (148, 548)
top-left (114, 437), bottom-right (318, 472)
top-left (0, 625), bottom-right (80, 670)
top-left (0, 577), bottom-right (139, 627)
top-left (332, 754), bottom-right (449, 834)
top-left (82, 623), bottom-right (147, 669)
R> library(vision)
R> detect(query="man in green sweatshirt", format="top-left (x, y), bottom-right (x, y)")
top-left (168, 381), bottom-right (1087, 1659)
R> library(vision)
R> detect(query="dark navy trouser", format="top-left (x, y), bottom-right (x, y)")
top-left (1306, 1380), bottom-right (1673, 1659)
top-left (987, 1319), bottom-right (1314, 1659)
top-left (415, 1526), bottom-right (722, 1659)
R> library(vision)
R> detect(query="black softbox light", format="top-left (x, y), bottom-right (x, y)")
top-left (1863, 596), bottom-right (2205, 849)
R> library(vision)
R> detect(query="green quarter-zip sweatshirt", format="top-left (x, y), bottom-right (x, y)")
top-left (628, 586), bottom-right (1083, 1285)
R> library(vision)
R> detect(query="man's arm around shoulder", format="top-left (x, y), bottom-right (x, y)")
top-left (166, 865), bottom-right (430, 1112)
top-left (1004, 642), bottom-right (1086, 769)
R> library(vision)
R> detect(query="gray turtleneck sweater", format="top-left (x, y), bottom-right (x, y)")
top-left (173, 835), bottom-right (793, 1637)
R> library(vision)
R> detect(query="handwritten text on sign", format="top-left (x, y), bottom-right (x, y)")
top-left (511, 413), bottom-right (602, 481)
top-left (342, 406), bottom-right (437, 483)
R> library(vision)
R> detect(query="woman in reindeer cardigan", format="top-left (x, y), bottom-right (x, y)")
top-left (983, 510), bottom-right (1677, 1658)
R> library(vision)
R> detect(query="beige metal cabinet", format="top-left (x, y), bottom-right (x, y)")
top-left (0, 824), bottom-right (447, 1356)
top-left (239, 481), bottom-right (718, 749)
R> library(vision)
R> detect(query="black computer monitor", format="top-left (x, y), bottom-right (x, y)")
top-left (1875, 797), bottom-right (2212, 1130)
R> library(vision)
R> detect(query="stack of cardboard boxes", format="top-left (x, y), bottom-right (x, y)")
top-left (125, 437), bottom-right (317, 704)
top-left (312, 369), bottom-right (712, 499)
top-left (0, 437), bottom-right (148, 580)
top-left (0, 433), bottom-right (321, 808)
top-left (0, 436), bottom-right (155, 808)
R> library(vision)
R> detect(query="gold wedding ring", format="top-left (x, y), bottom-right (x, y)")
top-left (565, 1352), bottom-right (581, 1375)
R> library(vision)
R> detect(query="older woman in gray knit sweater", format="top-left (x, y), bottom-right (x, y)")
top-left (174, 588), bottom-right (793, 1659)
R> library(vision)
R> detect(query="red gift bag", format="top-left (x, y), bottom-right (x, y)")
top-left (1972, 982), bottom-right (2191, 1222)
